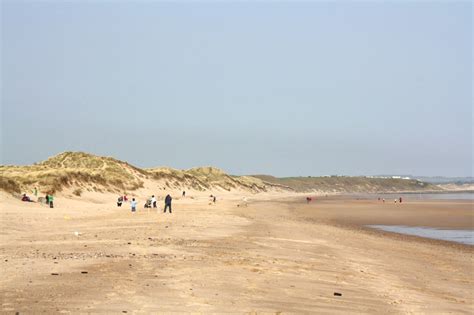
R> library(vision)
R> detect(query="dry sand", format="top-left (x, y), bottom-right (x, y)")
top-left (1, 191), bottom-right (473, 313)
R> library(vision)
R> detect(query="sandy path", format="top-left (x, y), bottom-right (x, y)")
top-left (0, 194), bottom-right (472, 313)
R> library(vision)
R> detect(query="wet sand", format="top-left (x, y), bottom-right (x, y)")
top-left (1, 192), bottom-right (473, 313)
top-left (284, 196), bottom-right (473, 229)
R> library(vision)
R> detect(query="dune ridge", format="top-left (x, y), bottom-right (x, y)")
top-left (0, 151), bottom-right (447, 195)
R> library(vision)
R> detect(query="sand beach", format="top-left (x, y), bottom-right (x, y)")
top-left (3, 1), bottom-right (472, 313)
top-left (1, 190), bottom-right (472, 313)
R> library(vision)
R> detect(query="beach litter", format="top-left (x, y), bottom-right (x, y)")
top-left (334, 292), bottom-right (342, 297)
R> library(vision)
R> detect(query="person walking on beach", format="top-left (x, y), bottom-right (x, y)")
top-left (33, 187), bottom-right (38, 197)
top-left (182, 191), bottom-right (186, 198)
top-left (117, 196), bottom-right (123, 207)
top-left (48, 194), bottom-right (54, 208)
top-left (164, 194), bottom-right (172, 213)
top-left (151, 195), bottom-right (157, 208)
top-left (399, 197), bottom-right (403, 203)
top-left (131, 198), bottom-right (137, 213)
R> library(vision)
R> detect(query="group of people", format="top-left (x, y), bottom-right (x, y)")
top-left (116, 195), bottom-right (128, 207)
top-left (20, 187), bottom-right (54, 208)
top-left (378, 197), bottom-right (403, 203)
top-left (20, 187), bottom-right (39, 203)
top-left (118, 194), bottom-right (173, 213)
top-left (144, 195), bottom-right (157, 208)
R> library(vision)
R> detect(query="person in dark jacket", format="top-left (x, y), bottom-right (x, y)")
top-left (164, 194), bottom-right (172, 213)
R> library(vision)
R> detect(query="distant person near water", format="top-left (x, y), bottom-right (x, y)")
top-left (131, 198), bottom-right (137, 213)
top-left (399, 197), bottom-right (403, 203)
top-left (164, 194), bottom-right (172, 213)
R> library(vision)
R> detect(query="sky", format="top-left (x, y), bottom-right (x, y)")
top-left (1, 1), bottom-right (472, 177)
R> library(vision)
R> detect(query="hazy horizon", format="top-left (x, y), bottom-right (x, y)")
top-left (2, 1), bottom-right (472, 177)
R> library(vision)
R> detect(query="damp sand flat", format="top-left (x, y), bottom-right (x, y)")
top-left (290, 197), bottom-right (473, 229)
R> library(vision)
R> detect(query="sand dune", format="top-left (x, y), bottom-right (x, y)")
top-left (1, 152), bottom-right (451, 198)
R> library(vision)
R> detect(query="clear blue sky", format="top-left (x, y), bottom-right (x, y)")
top-left (1, 1), bottom-right (472, 176)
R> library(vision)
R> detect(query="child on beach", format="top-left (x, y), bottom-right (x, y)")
top-left (151, 195), bottom-right (157, 208)
top-left (131, 198), bottom-right (137, 213)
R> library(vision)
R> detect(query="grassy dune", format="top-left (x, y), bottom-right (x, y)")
top-left (0, 152), bottom-right (274, 195)
top-left (1, 151), bottom-right (441, 195)
top-left (0, 152), bottom-right (146, 194)
top-left (253, 175), bottom-right (440, 193)
top-left (187, 166), bottom-right (268, 192)
top-left (147, 166), bottom-right (271, 192)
